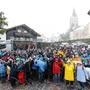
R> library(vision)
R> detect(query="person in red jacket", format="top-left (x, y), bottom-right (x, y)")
top-left (58, 55), bottom-right (63, 82)
top-left (52, 57), bottom-right (61, 83)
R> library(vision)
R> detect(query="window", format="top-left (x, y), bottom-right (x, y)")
top-left (30, 38), bottom-right (33, 41)
top-left (20, 37), bottom-right (25, 40)
top-left (26, 38), bottom-right (29, 41)
top-left (18, 29), bottom-right (21, 32)
top-left (15, 38), bottom-right (19, 40)
top-left (0, 44), bottom-right (6, 49)
top-left (10, 37), bottom-right (14, 40)
top-left (24, 30), bottom-right (27, 33)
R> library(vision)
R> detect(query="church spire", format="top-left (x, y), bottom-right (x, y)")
top-left (72, 9), bottom-right (77, 17)
top-left (70, 9), bottom-right (78, 31)
top-left (66, 9), bottom-right (79, 40)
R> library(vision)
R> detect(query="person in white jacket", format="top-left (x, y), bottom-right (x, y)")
top-left (76, 61), bottom-right (88, 90)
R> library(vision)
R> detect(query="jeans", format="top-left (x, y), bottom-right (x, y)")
top-left (78, 81), bottom-right (85, 90)
top-left (60, 73), bottom-right (64, 82)
top-left (53, 74), bottom-right (60, 83)
top-left (10, 77), bottom-right (16, 87)
top-left (39, 72), bottom-right (44, 82)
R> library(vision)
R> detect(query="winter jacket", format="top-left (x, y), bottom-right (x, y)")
top-left (76, 66), bottom-right (88, 82)
top-left (64, 63), bottom-right (74, 81)
top-left (0, 63), bottom-right (6, 77)
top-left (7, 65), bottom-right (11, 75)
top-left (52, 61), bottom-right (60, 74)
top-left (34, 56), bottom-right (47, 73)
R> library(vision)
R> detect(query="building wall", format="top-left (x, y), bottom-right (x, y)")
top-left (70, 26), bottom-right (85, 40)
top-left (85, 23), bottom-right (90, 38)
top-left (70, 23), bottom-right (90, 40)
top-left (6, 29), bottom-right (17, 40)
top-left (0, 33), bottom-right (6, 41)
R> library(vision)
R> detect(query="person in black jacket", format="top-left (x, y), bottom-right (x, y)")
top-left (10, 62), bottom-right (17, 88)
top-left (24, 60), bottom-right (32, 84)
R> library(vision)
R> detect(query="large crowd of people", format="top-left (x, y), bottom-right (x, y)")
top-left (0, 45), bottom-right (90, 90)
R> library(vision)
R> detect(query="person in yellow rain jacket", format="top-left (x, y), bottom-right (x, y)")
top-left (57, 50), bottom-right (64, 56)
top-left (64, 59), bottom-right (75, 88)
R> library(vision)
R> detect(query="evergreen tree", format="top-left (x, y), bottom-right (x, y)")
top-left (0, 11), bottom-right (8, 34)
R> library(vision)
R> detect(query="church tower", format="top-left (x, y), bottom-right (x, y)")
top-left (70, 9), bottom-right (78, 31)
top-left (65, 9), bottom-right (79, 40)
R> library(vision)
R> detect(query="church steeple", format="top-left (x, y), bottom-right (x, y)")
top-left (72, 9), bottom-right (77, 17)
top-left (70, 9), bottom-right (78, 31)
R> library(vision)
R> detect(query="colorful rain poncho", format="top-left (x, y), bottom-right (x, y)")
top-left (16, 56), bottom-right (21, 64)
top-left (0, 63), bottom-right (6, 77)
top-left (81, 55), bottom-right (90, 65)
top-left (33, 55), bottom-right (47, 73)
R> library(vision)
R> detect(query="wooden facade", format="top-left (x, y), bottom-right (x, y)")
top-left (6, 24), bottom-right (40, 50)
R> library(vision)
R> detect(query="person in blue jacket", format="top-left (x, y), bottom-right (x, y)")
top-left (34, 54), bottom-right (47, 83)
top-left (0, 61), bottom-right (6, 83)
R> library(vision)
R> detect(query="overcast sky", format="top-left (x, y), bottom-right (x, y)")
top-left (0, 0), bottom-right (90, 38)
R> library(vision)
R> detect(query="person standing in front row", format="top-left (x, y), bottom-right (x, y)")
top-left (64, 59), bottom-right (75, 88)
top-left (52, 57), bottom-right (60, 83)
top-left (76, 62), bottom-right (88, 90)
